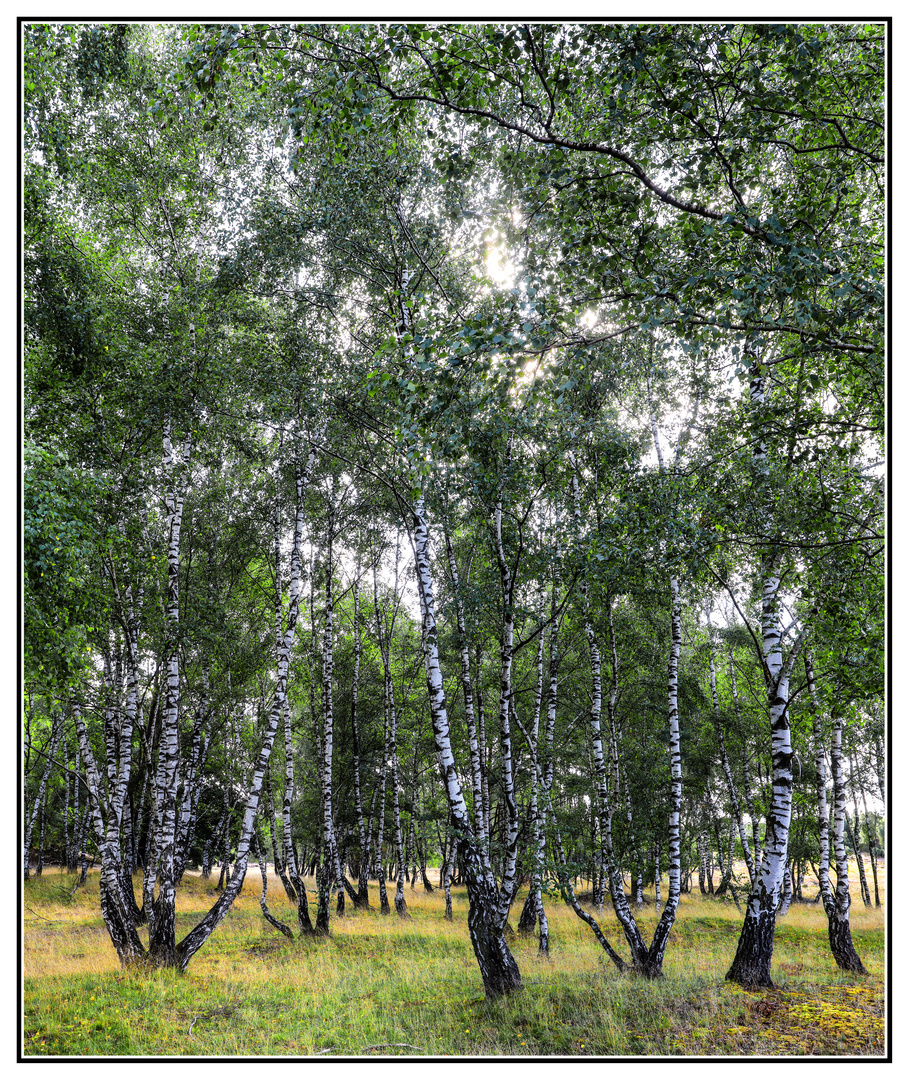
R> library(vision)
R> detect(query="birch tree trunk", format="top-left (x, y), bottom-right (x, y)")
top-left (24, 711), bottom-right (62, 880)
top-left (68, 736), bottom-right (81, 873)
top-left (175, 705), bottom-right (208, 884)
top-left (279, 461), bottom-right (316, 933)
top-left (475, 666), bottom-right (492, 842)
top-left (726, 348), bottom-right (808, 989)
top-left (372, 561), bottom-right (392, 916)
top-left (538, 581), bottom-right (560, 955)
top-left (847, 763), bottom-right (872, 908)
top-left (173, 440), bottom-right (318, 967)
top-left (606, 600), bottom-right (644, 907)
top-left (641, 568), bottom-right (686, 974)
top-left (873, 734), bottom-right (885, 806)
top-left (811, 669), bottom-right (868, 972)
top-left (519, 569), bottom-right (562, 954)
top-left (443, 858), bottom-right (454, 920)
top-left (410, 491), bottom-right (520, 997)
top-left (349, 573), bottom-right (371, 908)
top-left (62, 736), bottom-right (72, 871)
top-left (416, 793), bottom-right (434, 892)
top-left (270, 468), bottom-right (300, 903)
top-left (373, 547), bottom-right (409, 918)
top-left (518, 633), bottom-right (546, 941)
top-left (77, 807), bottom-right (90, 886)
top-left (71, 698), bottom-right (146, 964)
top-left (375, 731), bottom-right (391, 915)
top-left (263, 764), bottom-right (295, 902)
top-left (491, 431), bottom-right (520, 927)
top-left (147, 418), bottom-right (192, 967)
top-left (443, 527), bottom-right (487, 847)
top-left (574, 388), bottom-right (682, 980)
top-left (860, 784), bottom-right (881, 908)
top-left (570, 378), bottom-right (686, 977)
top-left (71, 564), bottom-right (145, 950)
top-left (388, 674), bottom-right (409, 919)
top-left (512, 700), bottom-right (626, 970)
top-left (255, 830), bottom-right (294, 939)
top-left (315, 514), bottom-right (348, 932)
top-left (566, 451), bottom-right (661, 970)
top-left (726, 584), bottom-right (804, 986)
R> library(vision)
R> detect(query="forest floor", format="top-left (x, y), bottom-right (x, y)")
top-left (22, 863), bottom-right (886, 1058)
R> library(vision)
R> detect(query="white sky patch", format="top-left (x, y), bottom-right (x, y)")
top-left (484, 230), bottom-right (518, 289)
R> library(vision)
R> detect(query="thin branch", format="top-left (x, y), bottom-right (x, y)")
top-left (701, 562), bottom-right (769, 683)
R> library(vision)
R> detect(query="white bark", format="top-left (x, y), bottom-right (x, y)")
top-left (444, 526), bottom-right (487, 844)
top-left (178, 438), bottom-right (319, 966)
top-left (319, 516), bottom-right (346, 914)
top-left (412, 494), bottom-right (476, 833)
top-left (807, 656), bottom-right (835, 914)
top-left (492, 431), bottom-right (520, 921)
top-left (24, 712), bottom-right (62, 879)
top-left (150, 417), bottom-right (193, 959)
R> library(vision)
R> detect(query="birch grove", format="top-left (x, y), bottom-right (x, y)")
top-left (23, 20), bottom-right (883, 1002)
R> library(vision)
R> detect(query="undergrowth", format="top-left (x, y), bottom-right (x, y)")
top-left (22, 864), bottom-right (886, 1058)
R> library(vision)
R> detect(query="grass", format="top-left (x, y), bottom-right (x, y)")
top-left (22, 862), bottom-right (886, 1058)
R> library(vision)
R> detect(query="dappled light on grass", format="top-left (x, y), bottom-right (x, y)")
top-left (24, 865), bottom-right (884, 1057)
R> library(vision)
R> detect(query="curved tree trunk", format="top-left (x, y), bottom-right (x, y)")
top-left (847, 765), bottom-right (872, 908)
top-left (176, 439), bottom-right (319, 967)
top-left (513, 700), bottom-right (626, 971)
top-left (861, 786), bottom-right (881, 908)
top-left (255, 830), bottom-right (294, 939)
top-left (411, 492), bottom-right (520, 997)
top-left (263, 764), bottom-right (295, 902)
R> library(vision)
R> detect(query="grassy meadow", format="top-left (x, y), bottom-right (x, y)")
top-left (22, 863), bottom-right (885, 1058)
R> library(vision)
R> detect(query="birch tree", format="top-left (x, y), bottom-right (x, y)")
top-left (725, 347), bottom-right (810, 989)
top-left (806, 655), bottom-right (866, 972)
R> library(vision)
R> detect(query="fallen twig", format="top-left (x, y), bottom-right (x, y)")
top-left (26, 906), bottom-right (55, 923)
top-left (361, 1043), bottom-right (425, 1053)
top-left (187, 1002), bottom-right (239, 1040)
